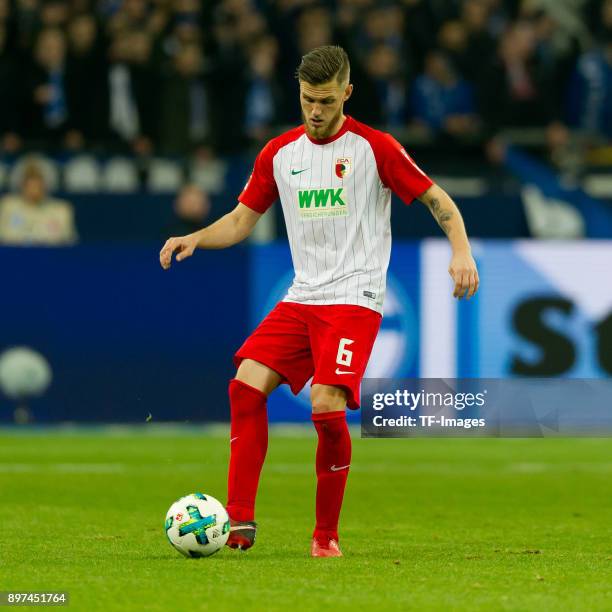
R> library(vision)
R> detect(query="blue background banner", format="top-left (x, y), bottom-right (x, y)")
top-left (1, 241), bottom-right (610, 423)
top-left (472, 241), bottom-right (612, 378)
top-left (0, 245), bottom-right (248, 423)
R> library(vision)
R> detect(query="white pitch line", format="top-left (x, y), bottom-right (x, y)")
top-left (0, 463), bottom-right (125, 473)
top-left (1, 462), bottom-right (610, 475)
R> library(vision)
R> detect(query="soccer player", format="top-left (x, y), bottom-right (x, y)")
top-left (160, 46), bottom-right (479, 557)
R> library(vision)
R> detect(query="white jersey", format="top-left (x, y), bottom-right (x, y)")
top-left (239, 116), bottom-right (433, 314)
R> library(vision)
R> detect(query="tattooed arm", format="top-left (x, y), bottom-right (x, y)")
top-left (419, 184), bottom-right (467, 246)
top-left (419, 184), bottom-right (479, 299)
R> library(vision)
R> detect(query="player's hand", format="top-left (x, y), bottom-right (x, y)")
top-left (159, 234), bottom-right (199, 270)
top-left (449, 250), bottom-right (479, 299)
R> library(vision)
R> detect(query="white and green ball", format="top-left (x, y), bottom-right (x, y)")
top-left (165, 493), bottom-right (230, 558)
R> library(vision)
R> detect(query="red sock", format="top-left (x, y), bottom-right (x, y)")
top-left (312, 411), bottom-right (351, 543)
top-left (226, 379), bottom-right (268, 522)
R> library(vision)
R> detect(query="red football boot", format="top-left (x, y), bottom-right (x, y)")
top-left (310, 537), bottom-right (343, 557)
top-left (226, 518), bottom-right (257, 550)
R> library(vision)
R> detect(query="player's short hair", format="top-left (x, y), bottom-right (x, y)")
top-left (296, 45), bottom-right (350, 86)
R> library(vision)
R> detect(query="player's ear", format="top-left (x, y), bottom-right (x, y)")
top-left (344, 83), bottom-right (353, 102)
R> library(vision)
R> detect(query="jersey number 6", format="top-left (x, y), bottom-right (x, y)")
top-left (336, 338), bottom-right (354, 367)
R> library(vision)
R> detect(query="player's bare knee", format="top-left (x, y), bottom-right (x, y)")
top-left (311, 385), bottom-right (347, 414)
top-left (235, 359), bottom-right (281, 396)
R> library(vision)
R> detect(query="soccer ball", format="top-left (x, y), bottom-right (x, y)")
top-left (165, 493), bottom-right (230, 558)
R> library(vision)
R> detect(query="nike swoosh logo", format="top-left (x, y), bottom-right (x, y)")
top-left (230, 437), bottom-right (239, 443)
top-left (335, 368), bottom-right (355, 375)
top-left (330, 464), bottom-right (350, 472)
top-left (291, 168), bottom-right (309, 175)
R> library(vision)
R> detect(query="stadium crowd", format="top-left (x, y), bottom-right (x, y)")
top-left (0, 0), bottom-right (611, 158)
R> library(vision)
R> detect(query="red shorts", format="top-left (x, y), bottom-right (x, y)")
top-left (234, 301), bottom-right (382, 409)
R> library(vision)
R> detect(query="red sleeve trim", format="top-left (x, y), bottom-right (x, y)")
top-left (348, 119), bottom-right (433, 205)
top-left (239, 125), bottom-right (306, 214)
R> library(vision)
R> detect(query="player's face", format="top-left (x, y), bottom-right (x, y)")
top-left (299, 79), bottom-right (353, 139)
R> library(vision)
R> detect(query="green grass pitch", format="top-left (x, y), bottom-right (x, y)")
top-left (0, 427), bottom-right (610, 611)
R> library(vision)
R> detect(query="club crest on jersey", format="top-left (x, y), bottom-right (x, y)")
top-left (335, 157), bottom-right (352, 179)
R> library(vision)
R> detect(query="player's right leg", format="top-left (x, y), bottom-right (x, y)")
top-left (236, 358), bottom-right (284, 396)
top-left (225, 359), bottom-right (281, 550)
top-left (226, 302), bottom-right (313, 551)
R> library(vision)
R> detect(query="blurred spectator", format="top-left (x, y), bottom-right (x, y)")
top-left (484, 0), bottom-right (516, 37)
top-left (0, 1), bottom-right (22, 152)
top-left (410, 51), bottom-right (478, 138)
top-left (164, 3), bottom-right (201, 52)
top-left (205, 9), bottom-right (248, 154)
top-left (107, 0), bottom-right (150, 36)
top-left (295, 6), bottom-right (334, 65)
top-left (567, 0), bottom-right (612, 140)
top-left (477, 21), bottom-right (558, 135)
top-left (158, 42), bottom-right (207, 154)
top-left (364, 44), bottom-right (407, 127)
top-left (359, 4), bottom-right (405, 52)
top-left (164, 183), bottom-right (210, 238)
top-left (14, 0), bottom-right (40, 52)
top-left (0, 0), bottom-right (604, 155)
top-left (40, 0), bottom-right (70, 29)
top-left (401, 0), bottom-right (437, 74)
top-left (231, 0), bottom-right (268, 47)
top-left (65, 14), bottom-right (108, 148)
top-left (25, 28), bottom-right (70, 145)
top-left (532, 9), bottom-right (580, 121)
top-left (437, 20), bottom-right (471, 78)
top-left (459, 0), bottom-right (497, 80)
top-left (108, 29), bottom-right (158, 155)
top-left (244, 36), bottom-right (282, 142)
top-left (0, 160), bottom-right (77, 245)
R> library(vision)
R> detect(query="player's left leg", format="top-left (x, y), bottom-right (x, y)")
top-left (310, 384), bottom-right (350, 558)
top-left (307, 304), bottom-right (382, 557)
